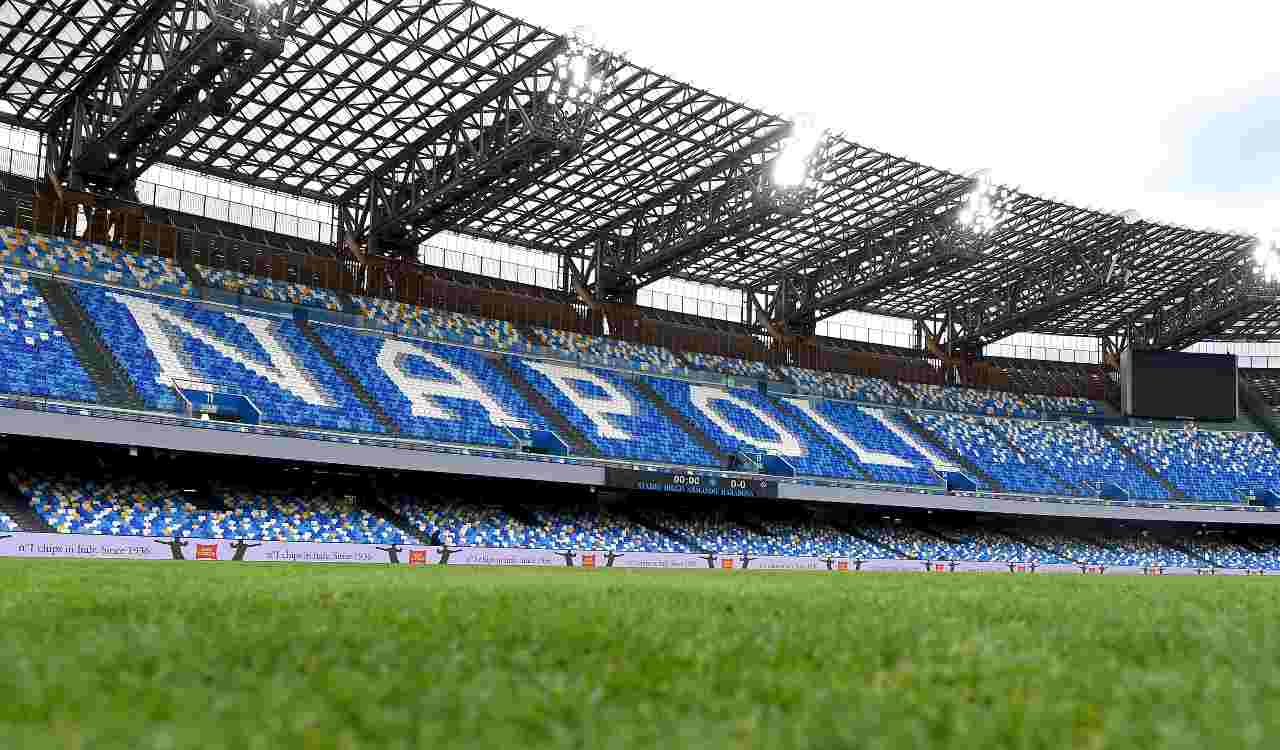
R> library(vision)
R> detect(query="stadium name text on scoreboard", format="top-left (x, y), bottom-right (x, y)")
top-left (605, 469), bottom-right (777, 498)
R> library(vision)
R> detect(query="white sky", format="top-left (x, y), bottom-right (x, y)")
top-left (499, 0), bottom-right (1280, 237)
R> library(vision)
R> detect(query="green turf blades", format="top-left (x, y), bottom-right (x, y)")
top-left (1, 560), bottom-right (1278, 749)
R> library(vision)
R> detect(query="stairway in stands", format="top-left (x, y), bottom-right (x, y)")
top-left (0, 478), bottom-right (54, 533)
top-left (630, 377), bottom-right (730, 467)
top-left (895, 412), bottom-right (1005, 492)
top-left (34, 278), bottom-right (145, 409)
top-left (489, 355), bottom-right (597, 457)
top-left (1099, 429), bottom-right (1187, 500)
top-left (988, 429), bottom-right (1080, 497)
top-left (358, 496), bottom-right (422, 544)
top-left (179, 255), bottom-right (207, 290)
top-left (295, 320), bottom-right (400, 435)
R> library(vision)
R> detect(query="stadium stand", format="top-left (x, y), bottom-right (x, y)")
top-left (199, 266), bottom-right (344, 312)
top-left (4, 223), bottom-right (1280, 506)
top-left (0, 269), bottom-right (99, 402)
top-left (1109, 427), bottom-right (1280, 503)
top-left (12, 471), bottom-right (408, 544)
top-left (0, 510), bottom-right (18, 532)
top-left (786, 399), bottom-right (941, 486)
top-left (781, 366), bottom-right (909, 405)
top-left (1, 228), bottom-right (193, 296)
top-left (897, 381), bottom-right (1103, 418)
top-left (313, 326), bottom-right (544, 447)
top-left (981, 419), bottom-right (1171, 500)
top-left (508, 359), bottom-right (718, 465)
top-left (349, 295), bottom-right (529, 352)
top-left (74, 284), bottom-right (384, 432)
top-left (527, 327), bottom-right (689, 376)
top-left (903, 412), bottom-right (1075, 495)
top-left (681, 351), bottom-right (778, 380)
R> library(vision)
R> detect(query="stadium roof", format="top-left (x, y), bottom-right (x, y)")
top-left (0, 0), bottom-right (1270, 344)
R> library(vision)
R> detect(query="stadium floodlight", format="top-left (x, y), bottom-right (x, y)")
top-left (773, 115), bottom-right (825, 190)
top-left (551, 32), bottom-right (616, 114)
top-left (957, 170), bottom-right (1014, 235)
top-left (1253, 231), bottom-right (1280, 283)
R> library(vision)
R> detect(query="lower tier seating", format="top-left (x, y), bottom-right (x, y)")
top-left (12, 472), bottom-right (407, 544)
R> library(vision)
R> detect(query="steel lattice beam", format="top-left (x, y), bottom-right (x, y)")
top-left (1127, 254), bottom-right (1280, 351)
top-left (745, 187), bottom-right (981, 336)
top-left (925, 218), bottom-right (1142, 353)
top-left (583, 133), bottom-right (823, 303)
top-left (336, 37), bottom-right (570, 260)
top-left (43, 0), bottom-right (291, 197)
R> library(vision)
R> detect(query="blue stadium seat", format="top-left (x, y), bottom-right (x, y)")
top-left (74, 284), bottom-right (381, 433)
top-left (13, 471), bottom-right (407, 544)
top-left (1, 227), bottom-right (193, 296)
top-left (199, 266), bottom-right (344, 312)
top-left (315, 326), bottom-right (546, 448)
top-left (1110, 427), bottom-right (1280, 502)
top-left (509, 358), bottom-right (717, 465)
top-left (0, 269), bottom-right (98, 402)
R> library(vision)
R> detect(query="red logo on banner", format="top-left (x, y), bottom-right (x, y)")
top-left (1015, 564), bottom-right (1027, 573)
top-left (195, 544), bottom-right (218, 561)
top-left (837, 561), bottom-right (849, 571)
top-left (581, 553), bottom-right (596, 568)
top-left (933, 563), bottom-right (947, 572)
top-left (721, 558), bottom-right (734, 569)
top-left (407, 550), bottom-right (427, 566)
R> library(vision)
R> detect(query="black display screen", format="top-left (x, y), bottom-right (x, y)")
top-left (605, 469), bottom-right (778, 498)
top-left (1124, 351), bottom-right (1237, 420)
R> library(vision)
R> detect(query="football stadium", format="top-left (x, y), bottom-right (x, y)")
top-left (1, 0), bottom-right (1279, 747)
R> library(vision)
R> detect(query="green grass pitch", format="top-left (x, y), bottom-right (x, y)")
top-left (3, 559), bottom-right (1279, 749)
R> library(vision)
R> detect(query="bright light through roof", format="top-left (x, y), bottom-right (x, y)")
top-left (773, 115), bottom-right (823, 189)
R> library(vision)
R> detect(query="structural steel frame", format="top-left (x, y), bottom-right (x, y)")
top-left (1, 0), bottom-right (1271, 349)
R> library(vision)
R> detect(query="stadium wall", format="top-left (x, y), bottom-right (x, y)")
top-left (0, 533), bottom-right (1259, 575)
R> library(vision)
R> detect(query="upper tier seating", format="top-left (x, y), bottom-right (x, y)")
top-left (898, 381), bottom-right (1102, 418)
top-left (906, 412), bottom-right (1075, 496)
top-left (644, 378), bottom-right (858, 479)
top-left (782, 366), bottom-right (908, 405)
top-left (509, 359), bottom-right (717, 465)
top-left (14, 472), bottom-right (407, 544)
top-left (529, 327), bottom-right (688, 376)
top-left (680, 352), bottom-right (778, 380)
top-left (1, 228), bottom-right (193, 296)
top-left (75, 285), bottom-right (382, 433)
top-left (199, 266), bottom-right (344, 312)
top-left (981, 419), bottom-right (1171, 500)
top-left (349, 296), bottom-right (528, 352)
top-left (0, 270), bottom-right (98, 402)
top-left (314, 326), bottom-right (545, 448)
top-left (1110, 428), bottom-right (1280, 503)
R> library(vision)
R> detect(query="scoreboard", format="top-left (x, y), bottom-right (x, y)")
top-left (605, 468), bottom-right (777, 498)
